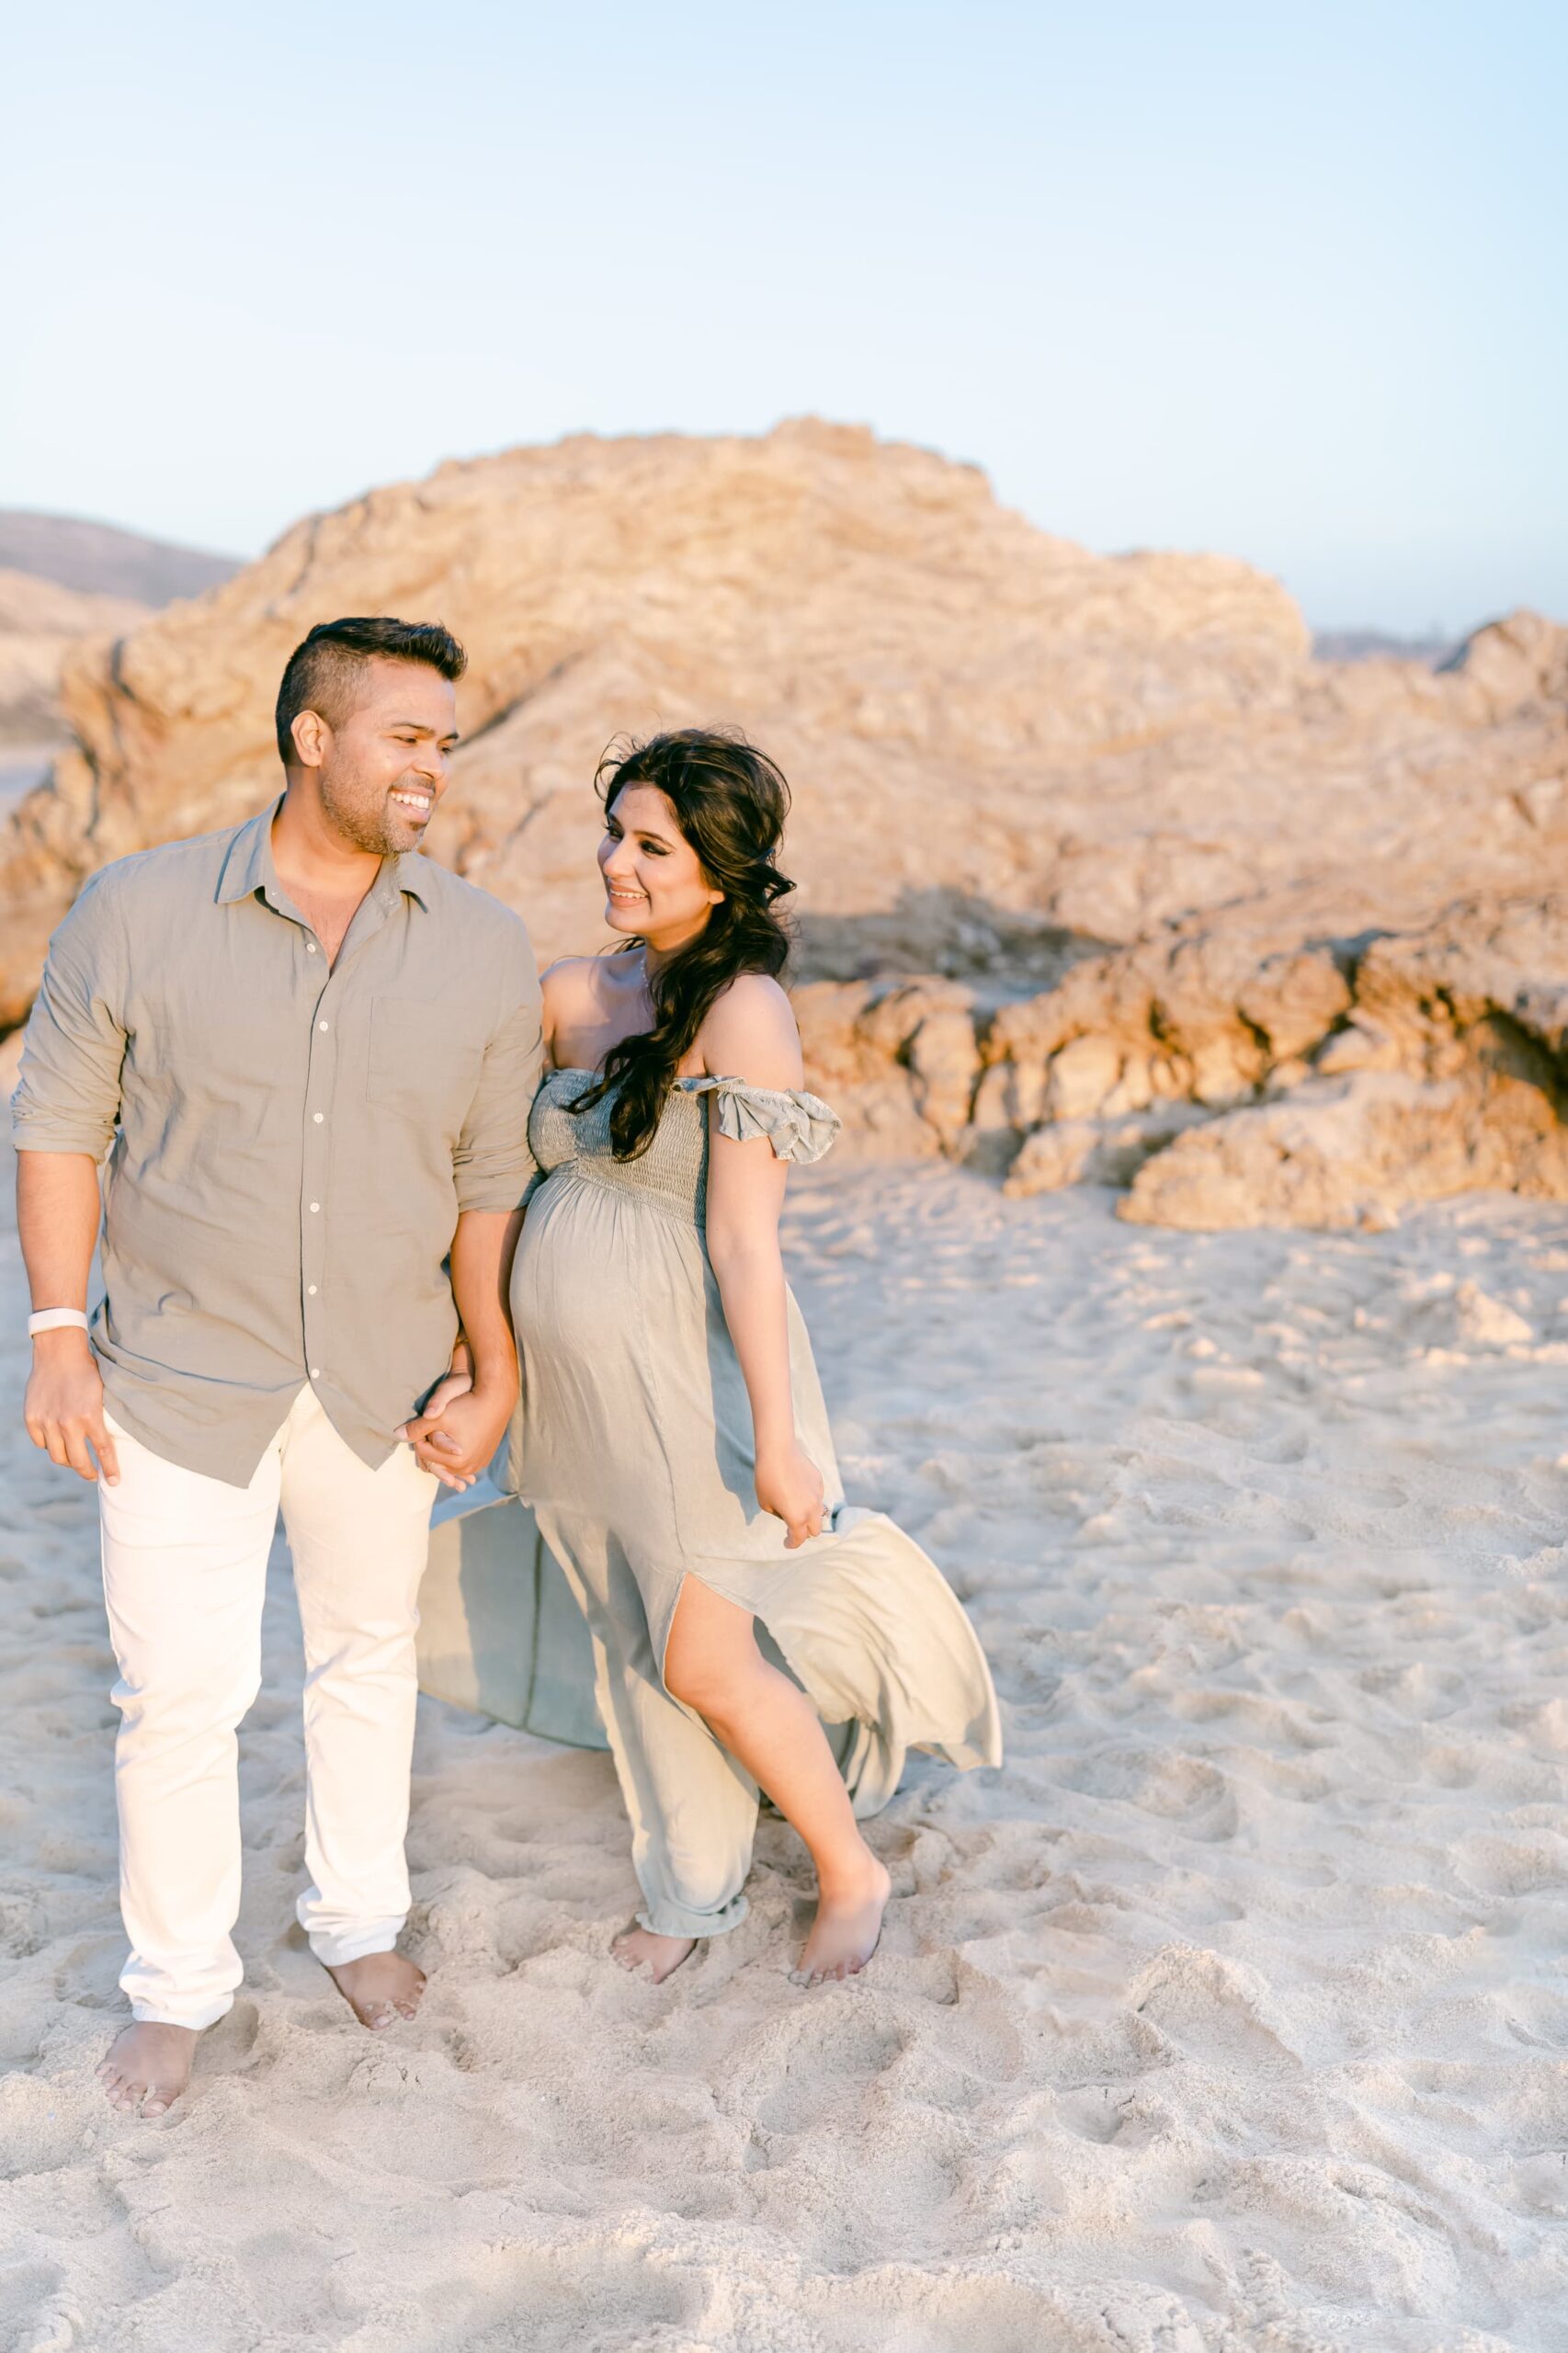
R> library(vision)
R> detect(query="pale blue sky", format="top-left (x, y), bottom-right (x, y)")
top-left (4, 0), bottom-right (1562, 631)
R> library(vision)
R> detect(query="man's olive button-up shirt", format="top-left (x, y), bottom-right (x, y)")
top-left (11, 797), bottom-right (541, 1486)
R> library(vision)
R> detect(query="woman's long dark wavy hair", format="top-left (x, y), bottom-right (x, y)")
top-left (568, 729), bottom-right (795, 1160)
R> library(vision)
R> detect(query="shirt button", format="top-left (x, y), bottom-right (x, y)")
top-left (307, 1284), bottom-right (318, 1296)
top-left (318, 1020), bottom-right (329, 1031)
top-left (313, 1112), bottom-right (324, 1124)
top-left (311, 1368), bottom-right (321, 1379)
top-left (306, 941), bottom-right (318, 954)
top-left (309, 1201), bottom-right (320, 1213)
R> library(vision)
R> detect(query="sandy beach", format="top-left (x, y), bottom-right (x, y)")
top-left (3, 0), bottom-right (1562, 2337)
top-left (3, 1121), bottom-right (1566, 2352)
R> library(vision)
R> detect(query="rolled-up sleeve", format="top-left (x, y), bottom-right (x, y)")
top-left (10, 876), bottom-right (127, 1158)
top-left (451, 928), bottom-right (542, 1213)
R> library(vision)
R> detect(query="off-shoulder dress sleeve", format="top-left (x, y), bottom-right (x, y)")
top-left (681, 1074), bottom-right (841, 1165)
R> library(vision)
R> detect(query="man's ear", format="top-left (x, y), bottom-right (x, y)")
top-left (290, 709), bottom-right (330, 770)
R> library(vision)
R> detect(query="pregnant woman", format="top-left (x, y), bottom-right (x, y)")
top-left (410, 730), bottom-right (1000, 1984)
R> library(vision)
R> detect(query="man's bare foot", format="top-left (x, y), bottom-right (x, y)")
top-left (792, 1853), bottom-right (892, 1986)
top-left (326, 1949), bottom-right (426, 2030)
top-left (97, 2022), bottom-right (198, 2118)
top-left (611, 1926), bottom-right (697, 1984)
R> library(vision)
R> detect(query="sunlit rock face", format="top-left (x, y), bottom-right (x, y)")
top-left (812, 894), bottom-right (1568, 1231)
top-left (0, 415), bottom-right (1332, 1019)
top-left (0, 565), bottom-right (151, 720)
top-left (2, 420), bottom-right (1564, 1227)
top-left (0, 569), bottom-right (152, 813)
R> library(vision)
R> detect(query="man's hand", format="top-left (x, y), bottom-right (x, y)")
top-left (393, 1344), bottom-right (477, 1490)
top-left (403, 1207), bottom-right (523, 1491)
top-left (24, 1329), bottom-right (119, 1485)
top-left (396, 1382), bottom-right (514, 1493)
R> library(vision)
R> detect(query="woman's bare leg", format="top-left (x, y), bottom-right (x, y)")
top-left (662, 1576), bottom-right (889, 1983)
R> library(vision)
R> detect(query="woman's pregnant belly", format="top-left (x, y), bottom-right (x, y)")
top-left (512, 1168), bottom-right (705, 1374)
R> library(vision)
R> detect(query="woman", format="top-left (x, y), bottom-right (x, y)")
top-left (410, 731), bottom-right (1000, 1984)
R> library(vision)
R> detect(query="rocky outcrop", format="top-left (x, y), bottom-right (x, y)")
top-left (1117, 1065), bottom-right (1568, 1233)
top-left (6, 419), bottom-right (1566, 1040)
top-left (794, 979), bottom-right (984, 1159)
top-left (795, 894), bottom-right (1568, 1230)
top-left (3, 422), bottom-right (1566, 1231)
top-left (0, 420), bottom-right (1315, 1027)
top-left (0, 570), bottom-right (150, 751)
top-left (1122, 894), bottom-right (1568, 1230)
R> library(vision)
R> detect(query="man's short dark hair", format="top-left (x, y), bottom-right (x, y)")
top-left (275, 617), bottom-right (467, 766)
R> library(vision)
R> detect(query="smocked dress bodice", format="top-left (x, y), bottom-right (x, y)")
top-left (526, 1068), bottom-right (841, 1224)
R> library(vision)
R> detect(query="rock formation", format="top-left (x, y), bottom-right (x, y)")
top-left (0, 419), bottom-right (1317, 1024)
top-left (0, 570), bottom-right (151, 752)
top-left (0, 514), bottom-right (234, 812)
top-left (2, 422), bottom-right (1565, 1230)
top-left (798, 892), bottom-right (1568, 1230)
top-left (1121, 893), bottom-right (1568, 1231)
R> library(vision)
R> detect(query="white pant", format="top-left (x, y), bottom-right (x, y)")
top-left (97, 1389), bottom-right (437, 2028)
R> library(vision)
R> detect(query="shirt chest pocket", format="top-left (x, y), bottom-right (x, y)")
top-left (367, 996), bottom-right (487, 1134)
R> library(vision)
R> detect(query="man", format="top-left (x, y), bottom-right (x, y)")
top-left (14, 616), bottom-right (539, 2118)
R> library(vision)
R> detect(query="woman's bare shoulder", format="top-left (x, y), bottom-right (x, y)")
top-left (699, 972), bottom-right (802, 1089)
top-left (540, 953), bottom-right (604, 984)
top-left (540, 953), bottom-right (612, 1015)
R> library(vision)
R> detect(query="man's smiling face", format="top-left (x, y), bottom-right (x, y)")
top-left (311, 657), bottom-right (460, 856)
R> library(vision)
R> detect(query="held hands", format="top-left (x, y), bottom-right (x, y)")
top-left (396, 1364), bottom-right (514, 1494)
top-left (756, 1437), bottom-right (825, 1550)
top-left (24, 1330), bottom-right (119, 1485)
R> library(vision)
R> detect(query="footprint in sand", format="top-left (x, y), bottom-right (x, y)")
top-left (418, 2238), bottom-right (698, 2351)
top-left (1058, 1748), bottom-right (1241, 1841)
top-left (1357, 1662), bottom-right (1468, 1720)
top-left (1129, 1945), bottom-right (1301, 2074)
top-left (746, 2012), bottom-right (907, 2137)
top-left (0, 2263), bottom-right (70, 2352)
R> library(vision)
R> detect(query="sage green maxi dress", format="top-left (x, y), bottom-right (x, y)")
top-left (472, 1068), bottom-right (1002, 1942)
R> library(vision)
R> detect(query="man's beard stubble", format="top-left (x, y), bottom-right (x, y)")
top-left (319, 773), bottom-right (415, 858)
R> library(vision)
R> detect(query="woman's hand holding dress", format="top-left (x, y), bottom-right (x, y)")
top-left (756, 1438), bottom-right (826, 1549)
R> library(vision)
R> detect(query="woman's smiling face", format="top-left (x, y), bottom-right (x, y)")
top-left (598, 783), bottom-right (724, 952)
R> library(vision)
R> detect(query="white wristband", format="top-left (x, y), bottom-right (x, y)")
top-left (28, 1308), bottom-right (91, 1337)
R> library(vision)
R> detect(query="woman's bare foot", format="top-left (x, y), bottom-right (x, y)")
top-left (97, 2022), bottom-right (198, 2117)
top-left (611, 1926), bottom-right (697, 1984)
top-left (792, 1853), bottom-right (892, 1986)
top-left (326, 1949), bottom-right (426, 2029)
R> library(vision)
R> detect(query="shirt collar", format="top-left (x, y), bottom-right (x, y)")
top-left (215, 795), bottom-right (432, 910)
top-left (214, 799), bottom-right (280, 906)
top-left (390, 848), bottom-right (432, 909)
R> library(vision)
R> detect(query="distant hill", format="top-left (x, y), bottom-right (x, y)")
top-left (0, 510), bottom-right (239, 607)
top-left (1312, 626), bottom-right (1461, 667)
